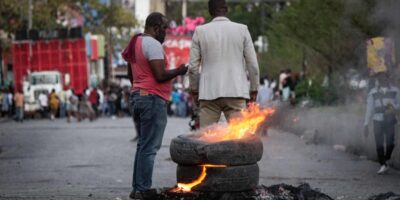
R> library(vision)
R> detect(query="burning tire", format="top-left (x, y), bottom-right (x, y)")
top-left (176, 163), bottom-right (259, 192)
top-left (170, 134), bottom-right (263, 166)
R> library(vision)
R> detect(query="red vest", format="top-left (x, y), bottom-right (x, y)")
top-left (131, 37), bottom-right (171, 101)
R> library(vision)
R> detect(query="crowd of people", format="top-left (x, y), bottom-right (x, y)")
top-left (0, 85), bottom-right (133, 122)
top-left (256, 69), bottom-right (301, 108)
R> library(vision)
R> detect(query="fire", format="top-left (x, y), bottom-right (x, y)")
top-left (198, 103), bottom-right (275, 142)
top-left (171, 164), bottom-right (226, 192)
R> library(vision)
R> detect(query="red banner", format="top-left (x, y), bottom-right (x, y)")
top-left (163, 35), bottom-right (192, 69)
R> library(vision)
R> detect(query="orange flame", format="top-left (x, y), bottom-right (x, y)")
top-left (171, 164), bottom-right (226, 192)
top-left (198, 103), bottom-right (275, 142)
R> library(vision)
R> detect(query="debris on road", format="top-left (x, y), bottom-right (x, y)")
top-left (368, 192), bottom-right (400, 200)
top-left (333, 144), bottom-right (347, 152)
top-left (139, 183), bottom-right (334, 200)
top-left (301, 129), bottom-right (319, 145)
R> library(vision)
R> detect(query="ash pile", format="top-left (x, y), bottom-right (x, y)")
top-left (140, 183), bottom-right (333, 200)
top-left (368, 192), bottom-right (400, 200)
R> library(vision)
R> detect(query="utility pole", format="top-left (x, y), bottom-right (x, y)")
top-left (28, 0), bottom-right (32, 29)
top-left (28, 0), bottom-right (33, 62)
top-left (182, 0), bottom-right (187, 20)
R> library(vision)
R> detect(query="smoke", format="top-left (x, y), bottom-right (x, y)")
top-left (264, 0), bottom-right (400, 172)
top-left (369, 0), bottom-right (400, 36)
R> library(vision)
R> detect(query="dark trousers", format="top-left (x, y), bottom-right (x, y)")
top-left (373, 121), bottom-right (396, 165)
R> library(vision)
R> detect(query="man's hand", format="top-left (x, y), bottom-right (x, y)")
top-left (249, 91), bottom-right (258, 103)
top-left (363, 125), bottom-right (369, 138)
top-left (177, 64), bottom-right (188, 75)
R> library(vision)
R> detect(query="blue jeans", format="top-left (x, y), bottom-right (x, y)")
top-left (129, 91), bottom-right (167, 192)
top-left (15, 107), bottom-right (23, 121)
top-left (59, 103), bottom-right (66, 118)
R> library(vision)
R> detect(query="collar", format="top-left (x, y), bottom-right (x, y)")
top-left (212, 16), bottom-right (230, 22)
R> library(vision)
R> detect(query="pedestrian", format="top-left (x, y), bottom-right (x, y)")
top-left (121, 12), bottom-right (188, 199)
top-left (97, 87), bottom-right (105, 116)
top-left (364, 72), bottom-right (400, 174)
top-left (171, 88), bottom-right (180, 116)
top-left (89, 87), bottom-right (100, 118)
top-left (282, 69), bottom-right (293, 102)
top-left (14, 90), bottom-right (24, 122)
top-left (49, 89), bottom-right (59, 120)
top-left (108, 90), bottom-right (117, 119)
top-left (279, 69), bottom-right (288, 98)
top-left (7, 90), bottom-right (13, 117)
top-left (67, 89), bottom-right (79, 122)
top-left (38, 91), bottom-right (49, 118)
top-left (256, 77), bottom-right (273, 136)
top-left (1, 89), bottom-right (10, 117)
top-left (58, 89), bottom-right (68, 118)
top-left (101, 91), bottom-right (109, 116)
top-left (78, 94), bottom-right (95, 122)
top-left (257, 76), bottom-right (273, 108)
top-left (188, 0), bottom-right (260, 128)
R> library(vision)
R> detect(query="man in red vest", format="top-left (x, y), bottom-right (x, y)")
top-left (122, 12), bottom-right (187, 199)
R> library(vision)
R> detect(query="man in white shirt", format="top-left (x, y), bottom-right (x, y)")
top-left (364, 72), bottom-right (400, 174)
top-left (188, 0), bottom-right (260, 128)
top-left (257, 77), bottom-right (273, 108)
top-left (38, 92), bottom-right (49, 118)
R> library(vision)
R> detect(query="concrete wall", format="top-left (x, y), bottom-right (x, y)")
top-left (275, 104), bottom-right (400, 169)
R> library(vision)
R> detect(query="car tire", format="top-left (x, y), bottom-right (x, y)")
top-left (170, 134), bottom-right (263, 166)
top-left (176, 163), bottom-right (259, 192)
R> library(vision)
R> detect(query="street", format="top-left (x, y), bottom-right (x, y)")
top-left (0, 117), bottom-right (400, 200)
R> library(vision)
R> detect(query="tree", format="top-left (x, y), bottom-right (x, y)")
top-left (261, 0), bottom-right (399, 78)
top-left (0, 0), bottom-right (138, 84)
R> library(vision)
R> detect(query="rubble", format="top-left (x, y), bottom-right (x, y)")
top-left (139, 183), bottom-right (333, 200)
top-left (301, 129), bottom-right (319, 145)
top-left (368, 192), bottom-right (400, 200)
top-left (333, 144), bottom-right (347, 152)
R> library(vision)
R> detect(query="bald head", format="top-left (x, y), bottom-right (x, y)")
top-left (208, 0), bottom-right (228, 17)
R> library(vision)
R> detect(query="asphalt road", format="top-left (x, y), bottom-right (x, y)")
top-left (0, 117), bottom-right (399, 199)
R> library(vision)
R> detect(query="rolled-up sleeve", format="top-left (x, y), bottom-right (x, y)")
top-left (243, 26), bottom-right (259, 91)
top-left (188, 29), bottom-right (201, 92)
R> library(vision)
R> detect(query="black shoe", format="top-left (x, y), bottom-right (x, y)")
top-left (129, 189), bottom-right (157, 199)
top-left (129, 191), bottom-right (142, 199)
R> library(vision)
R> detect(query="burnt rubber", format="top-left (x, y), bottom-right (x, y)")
top-left (170, 134), bottom-right (263, 166)
top-left (176, 163), bottom-right (259, 192)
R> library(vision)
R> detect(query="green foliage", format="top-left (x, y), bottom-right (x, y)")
top-left (98, 4), bottom-right (137, 30)
top-left (0, 0), bottom-right (28, 32)
top-left (259, 32), bottom-right (303, 76)
top-left (294, 79), bottom-right (310, 100)
top-left (0, 0), bottom-right (137, 33)
top-left (262, 0), bottom-right (385, 78)
top-left (295, 78), bottom-right (338, 105)
top-left (227, 2), bottom-right (268, 43)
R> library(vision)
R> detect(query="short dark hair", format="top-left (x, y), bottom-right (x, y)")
top-left (208, 0), bottom-right (227, 16)
top-left (145, 12), bottom-right (167, 29)
top-left (259, 77), bottom-right (265, 85)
